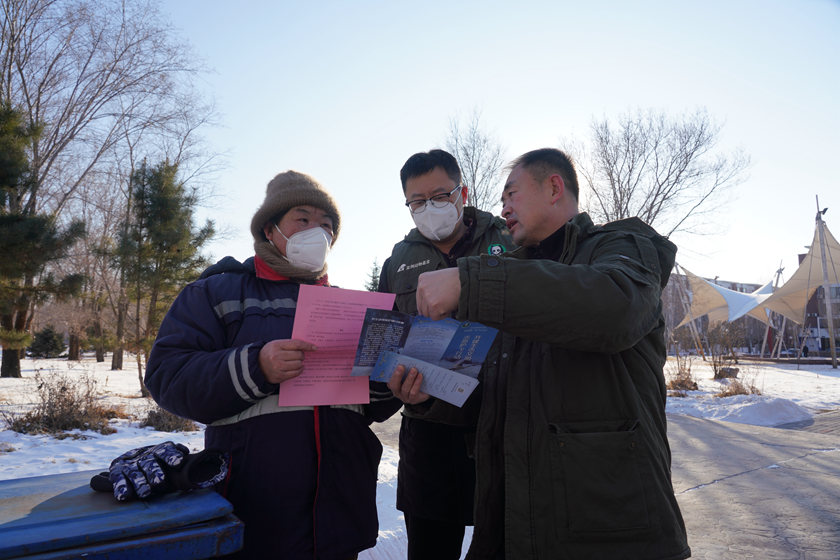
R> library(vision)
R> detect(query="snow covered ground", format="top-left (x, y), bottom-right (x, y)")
top-left (663, 358), bottom-right (840, 425)
top-left (2, 355), bottom-right (839, 558)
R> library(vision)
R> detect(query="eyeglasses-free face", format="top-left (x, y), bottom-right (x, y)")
top-left (405, 183), bottom-right (462, 214)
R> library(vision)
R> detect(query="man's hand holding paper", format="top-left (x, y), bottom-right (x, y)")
top-left (387, 364), bottom-right (430, 405)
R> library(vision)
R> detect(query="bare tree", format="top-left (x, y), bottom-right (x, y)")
top-left (707, 321), bottom-right (744, 379)
top-left (1, 0), bottom-right (205, 215)
top-left (1, 0), bottom-right (216, 376)
top-left (564, 108), bottom-right (750, 237)
top-left (445, 109), bottom-right (506, 212)
top-left (57, 174), bottom-right (124, 362)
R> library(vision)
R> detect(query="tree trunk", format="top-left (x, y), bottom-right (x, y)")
top-left (1, 348), bottom-right (22, 378)
top-left (0, 296), bottom-right (31, 378)
top-left (92, 316), bottom-right (104, 362)
top-left (134, 275), bottom-right (148, 397)
top-left (68, 332), bottom-right (81, 360)
top-left (111, 342), bottom-right (124, 369)
top-left (111, 291), bottom-right (127, 370)
top-left (136, 353), bottom-right (150, 398)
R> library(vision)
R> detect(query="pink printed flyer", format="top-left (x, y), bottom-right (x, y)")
top-left (276, 284), bottom-right (395, 406)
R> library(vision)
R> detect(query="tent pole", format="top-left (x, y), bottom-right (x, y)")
top-left (815, 198), bottom-right (838, 368)
top-left (760, 323), bottom-right (769, 358)
top-left (773, 316), bottom-right (787, 358)
top-left (760, 264), bottom-right (784, 359)
top-left (674, 263), bottom-right (706, 359)
top-left (795, 324), bottom-right (806, 369)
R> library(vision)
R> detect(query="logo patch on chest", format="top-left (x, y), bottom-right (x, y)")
top-left (488, 244), bottom-right (506, 256)
top-left (396, 259), bottom-right (431, 273)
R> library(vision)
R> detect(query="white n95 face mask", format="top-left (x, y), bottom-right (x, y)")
top-left (412, 202), bottom-right (462, 242)
top-left (275, 224), bottom-right (332, 272)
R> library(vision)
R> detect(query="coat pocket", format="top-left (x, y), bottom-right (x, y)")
top-left (393, 278), bottom-right (417, 315)
top-left (548, 419), bottom-right (650, 537)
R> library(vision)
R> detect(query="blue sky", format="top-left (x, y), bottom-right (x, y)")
top-left (163, 0), bottom-right (840, 289)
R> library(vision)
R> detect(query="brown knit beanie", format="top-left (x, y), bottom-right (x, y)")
top-left (250, 170), bottom-right (341, 242)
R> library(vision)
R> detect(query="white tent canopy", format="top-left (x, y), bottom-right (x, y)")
top-left (676, 219), bottom-right (840, 329)
top-left (760, 224), bottom-right (840, 325)
top-left (676, 267), bottom-right (774, 328)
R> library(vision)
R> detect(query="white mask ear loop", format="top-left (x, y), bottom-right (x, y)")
top-left (266, 223), bottom-right (287, 250)
top-left (274, 223), bottom-right (290, 242)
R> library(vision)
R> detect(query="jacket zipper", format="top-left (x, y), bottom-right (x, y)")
top-left (312, 405), bottom-right (321, 559)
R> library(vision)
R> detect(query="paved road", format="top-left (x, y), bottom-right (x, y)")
top-left (372, 410), bottom-right (840, 559)
top-left (671, 414), bottom-right (840, 559)
top-left (777, 408), bottom-right (840, 436)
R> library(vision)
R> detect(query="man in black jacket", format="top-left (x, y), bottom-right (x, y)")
top-left (379, 149), bottom-right (512, 559)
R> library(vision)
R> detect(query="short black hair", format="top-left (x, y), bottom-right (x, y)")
top-left (510, 148), bottom-right (579, 201)
top-left (399, 149), bottom-right (462, 192)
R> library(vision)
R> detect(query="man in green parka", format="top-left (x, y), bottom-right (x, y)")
top-left (409, 148), bottom-right (691, 559)
top-left (379, 149), bottom-right (512, 559)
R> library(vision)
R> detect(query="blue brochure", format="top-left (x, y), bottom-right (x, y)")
top-left (352, 309), bottom-right (498, 407)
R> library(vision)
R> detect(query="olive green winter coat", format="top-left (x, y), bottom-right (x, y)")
top-left (457, 212), bottom-right (690, 560)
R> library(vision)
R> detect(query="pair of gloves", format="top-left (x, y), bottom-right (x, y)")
top-left (90, 441), bottom-right (229, 502)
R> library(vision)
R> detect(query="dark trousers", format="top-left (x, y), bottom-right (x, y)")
top-left (405, 513), bottom-right (467, 560)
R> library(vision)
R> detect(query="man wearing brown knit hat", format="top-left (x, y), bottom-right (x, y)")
top-left (146, 170), bottom-right (389, 559)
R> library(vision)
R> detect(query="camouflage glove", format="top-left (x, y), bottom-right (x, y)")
top-left (109, 441), bottom-right (189, 501)
top-left (90, 442), bottom-right (229, 502)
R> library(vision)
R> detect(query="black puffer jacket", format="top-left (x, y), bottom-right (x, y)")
top-left (378, 206), bottom-right (512, 525)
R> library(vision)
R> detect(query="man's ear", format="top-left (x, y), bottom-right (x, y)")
top-left (460, 184), bottom-right (469, 204)
top-left (548, 174), bottom-right (565, 204)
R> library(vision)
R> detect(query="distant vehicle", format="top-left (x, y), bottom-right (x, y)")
top-left (779, 349), bottom-right (798, 357)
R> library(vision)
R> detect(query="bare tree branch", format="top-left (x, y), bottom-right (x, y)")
top-left (563, 108), bottom-right (750, 237)
top-left (1, 0), bottom-right (209, 216)
top-left (2, 0), bottom-right (219, 377)
top-left (445, 108), bottom-right (506, 212)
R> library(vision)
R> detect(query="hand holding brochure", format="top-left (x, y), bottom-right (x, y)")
top-left (372, 351), bottom-right (479, 407)
top-left (352, 310), bottom-right (498, 407)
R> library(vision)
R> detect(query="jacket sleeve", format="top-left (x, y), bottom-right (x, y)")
top-left (377, 257), bottom-right (393, 293)
top-left (145, 280), bottom-right (278, 424)
top-left (364, 380), bottom-right (403, 423)
top-left (456, 231), bottom-right (665, 353)
top-left (401, 389), bottom-right (481, 427)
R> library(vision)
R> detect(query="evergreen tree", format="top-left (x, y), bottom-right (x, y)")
top-left (1, 105), bottom-right (85, 378)
top-left (115, 160), bottom-right (214, 394)
top-left (28, 325), bottom-right (66, 358)
top-left (365, 259), bottom-right (381, 292)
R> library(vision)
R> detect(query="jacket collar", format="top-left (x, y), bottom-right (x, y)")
top-left (521, 212), bottom-right (594, 262)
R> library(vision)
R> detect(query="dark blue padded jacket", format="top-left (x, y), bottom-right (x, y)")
top-left (146, 256), bottom-right (388, 559)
